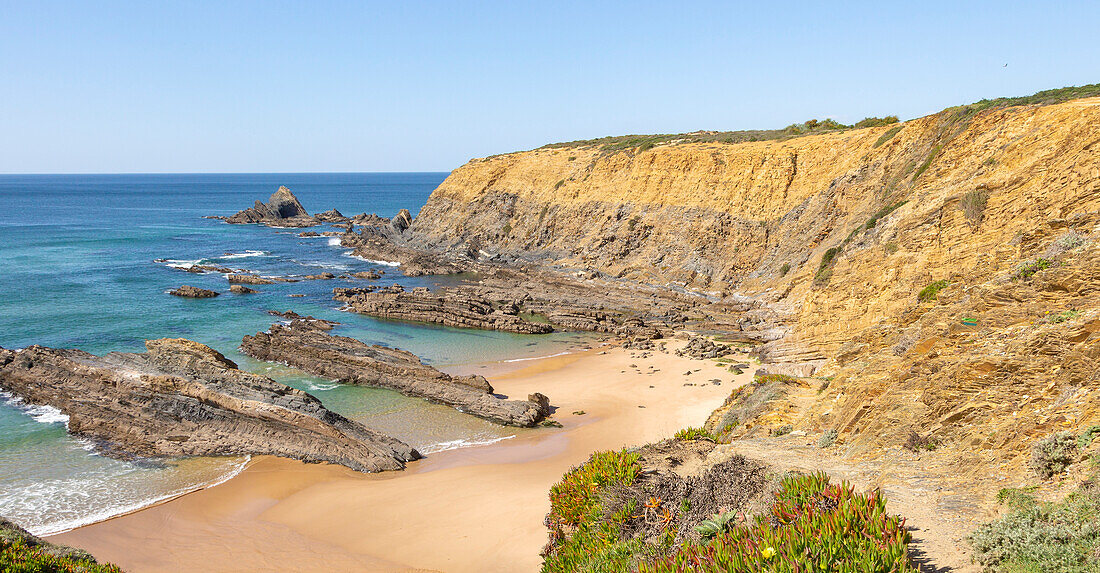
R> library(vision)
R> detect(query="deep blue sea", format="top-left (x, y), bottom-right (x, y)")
top-left (0, 173), bottom-right (594, 535)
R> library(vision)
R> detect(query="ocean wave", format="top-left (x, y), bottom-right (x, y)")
top-left (217, 250), bottom-right (269, 260)
top-left (502, 350), bottom-right (573, 363)
top-left (306, 381), bottom-right (341, 391)
top-left (342, 251), bottom-right (401, 266)
top-left (3, 456), bottom-right (251, 537)
top-left (159, 258), bottom-right (202, 270)
top-left (419, 435), bottom-right (515, 455)
top-left (1, 392), bottom-right (70, 427)
top-left (327, 237), bottom-right (342, 246)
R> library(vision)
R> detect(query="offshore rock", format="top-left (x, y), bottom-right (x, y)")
top-left (241, 321), bottom-right (550, 426)
top-left (169, 285), bottom-right (219, 298)
top-left (221, 186), bottom-right (317, 227)
top-left (0, 339), bottom-right (419, 472)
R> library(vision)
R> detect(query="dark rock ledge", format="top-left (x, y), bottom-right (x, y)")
top-left (240, 320), bottom-right (551, 427)
top-left (0, 339), bottom-right (420, 473)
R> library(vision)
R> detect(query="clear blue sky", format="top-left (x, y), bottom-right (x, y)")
top-left (2, 1), bottom-right (1097, 173)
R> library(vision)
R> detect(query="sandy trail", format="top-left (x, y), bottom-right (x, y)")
top-left (51, 340), bottom-right (747, 572)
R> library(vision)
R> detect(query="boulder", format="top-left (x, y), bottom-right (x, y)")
top-left (170, 285), bottom-right (219, 298)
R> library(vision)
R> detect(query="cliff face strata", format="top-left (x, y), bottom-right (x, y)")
top-left (0, 339), bottom-right (420, 472)
top-left (404, 97), bottom-right (1100, 481)
top-left (240, 321), bottom-right (551, 427)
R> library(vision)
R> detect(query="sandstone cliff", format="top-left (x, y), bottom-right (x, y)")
top-left (406, 94), bottom-right (1100, 483)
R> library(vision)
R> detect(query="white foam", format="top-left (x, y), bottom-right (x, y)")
top-left (307, 381), bottom-right (341, 392)
top-left (219, 250), bottom-right (269, 259)
top-left (8, 456), bottom-right (251, 537)
top-left (1, 392), bottom-right (70, 427)
top-left (327, 237), bottom-right (342, 246)
top-left (502, 350), bottom-right (573, 363)
top-left (343, 251), bottom-right (401, 266)
top-left (419, 435), bottom-right (514, 454)
top-left (160, 259), bottom-right (201, 270)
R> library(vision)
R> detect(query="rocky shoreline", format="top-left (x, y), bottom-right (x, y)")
top-left (240, 319), bottom-right (552, 427)
top-left (0, 339), bottom-right (420, 473)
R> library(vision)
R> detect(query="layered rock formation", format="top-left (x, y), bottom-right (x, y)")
top-left (240, 320), bottom-right (551, 426)
top-left (0, 339), bottom-right (420, 472)
top-left (333, 285), bottom-right (554, 334)
top-left (392, 94), bottom-right (1100, 483)
top-left (220, 186), bottom-right (317, 227)
top-left (169, 285), bottom-right (218, 298)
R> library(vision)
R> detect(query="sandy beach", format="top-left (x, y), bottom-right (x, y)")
top-left (50, 340), bottom-right (749, 573)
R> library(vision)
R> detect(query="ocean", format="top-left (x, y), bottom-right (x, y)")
top-left (0, 173), bottom-right (593, 535)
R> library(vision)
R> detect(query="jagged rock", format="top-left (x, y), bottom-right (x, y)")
top-left (299, 231), bottom-right (321, 237)
top-left (170, 285), bottom-right (219, 298)
top-left (221, 186), bottom-right (318, 227)
top-left (352, 270), bottom-right (381, 280)
top-left (303, 272), bottom-right (336, 280)
top-left (315, 208), bottom-right (349, 223)
top-left (333, 285), bottom-right (554, 334)
top-left (392, 208), bottom-right (413, 233)
top-left (229, 285), bottom-right (258, 294)
top-left (0, 339), bottom-right (420, 472)
top-left (227, 273), bottom-right (275, 285)
top-left (268, 310), bottom-right (338, 330)
top-left (675, 337), bottom-right (732, 359)
top-left (240, 322), bottom-right (550, 426)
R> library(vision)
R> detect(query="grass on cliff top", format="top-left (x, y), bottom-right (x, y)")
top-left (535, 83), bottom-right (1100, 155)
top-left (1, 538), bottom-right (123, 573)
top-left (538, 117), bottom-right (898, 152)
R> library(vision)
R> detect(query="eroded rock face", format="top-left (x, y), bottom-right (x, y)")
top-left (333, 285), bottom-right (555, 334)
top-left (170, 285), bottom-right (218, 298)
top-left (0, 339), bottom-right (420, 472)
top-left (240, 321), bottom-right (551, 426)
top-left (221, 186), bottom-right (318, 227)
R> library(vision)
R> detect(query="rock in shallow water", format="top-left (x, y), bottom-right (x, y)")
top-left (169, 285), bottom-right (219, 298)
top-left (0, 339), bottom-right (420, 473)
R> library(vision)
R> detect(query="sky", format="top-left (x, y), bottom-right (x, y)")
top-left (1, 1), bottom-right (1098, 173)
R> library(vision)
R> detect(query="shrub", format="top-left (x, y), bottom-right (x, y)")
top-left (814, 247), bottom-right (841, 285)
top-left (1029, 431), bottom-right (1078, 478)
top-left (903, 431), bottom-right (938, 452)
top-left (854, 116), bottom-right (900, 129)
top-left (674, 427), bottom-right (714, 441)
top-left (918, 279), bottom-right (949, 302)
top-left (912, 144), bottom-right (943, 180)
top-left (1047, 310), bottom-right (1080, 324)
top-left (779, 263), bottom-right (790, 276)
top-left (873, 125), bottom-right (903, 148)
top-left (969, 482), bottom-right (1100, 572)
top-left (553, 179), bottom-right (566, 190)
top-left (694, 511), bottom-right (740, 539)
top-left (819, 429), bottom-right (838, 448)
top-left (1079, 425), bottom-right (1100, 450)
top-left (0, 538), bottom-right (122, 573)
top-left (769, 425), bottom-right (793, 437)
top-left (959, 189), bottom-right (990, 227)
top-left (639, 472), bottom-right (915, 572)
top-left (1015, 258), bottom-right (1055, 280)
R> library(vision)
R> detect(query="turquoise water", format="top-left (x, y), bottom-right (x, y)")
top-left (0, 173), bottom-right (594, 535)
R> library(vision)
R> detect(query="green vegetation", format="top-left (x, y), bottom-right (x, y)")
top-left (853, 116), bottom-right (900, 129)
top-left (960, 189), bottom-right (991, 227)
top-left (769, 424), bottom-right (793, 437)
top-left (814, 247), bottom-right (841, 285)
top-left (918, 279), bottom-right (950, 302)
top-left (638, 472), bottom-right (915, 573)
top-left (912, 143), bottom-right (943, 181)
top-left (904, 431), bottom-right (938, 452)
top-left (674, 427), bottom-right (714, 441)
top-left (0, 538), bottom-right (122, 573)
top-left (553, 179), bottom-right (566, 190)
top-left (1078, 425), bottom-right (1100, 449)
top-left (969, 482), bottom-right (1100, 572)
top-left (954, 82), bottom-right (1100, 115)
top-left (818, 429), bottom-right (838, 448)
top-left (693, 511), bottom-right (740, 540)
top-left (873, 125), bottom-right (903, 148)
top-left (778, 262), bottom-right (790, 276)
top-left (861, 200), bottom-right (907, 232)
top-left (1015, 258), bottom-right (1056, 280)
top-left (542, 449), bottom-right (644, 572)
top-left (1048, 310), bottom-right (1080, 324)
top-left (1029, 431), bottom-right (1078, 479)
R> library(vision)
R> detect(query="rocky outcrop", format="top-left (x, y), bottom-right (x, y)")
top-left (0, 339), bottom-right (420, 472)
top-left (227, 273), bottom-right (275, 285)
top-left (220, 186), bottom-right (317, 227)
top-left (315, 208), bottom-right (349, 223)
top-left (333, 285), bottom-right (555, 334)
top-left (229, 285), bottom-right (258, 294)
top-left (240, 321), bottom-right (550, 426)
top-left (169, 285), bottom-right (218, 298)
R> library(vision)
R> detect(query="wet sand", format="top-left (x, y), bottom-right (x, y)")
top-left (51, 340), bottom-right (750, 572)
